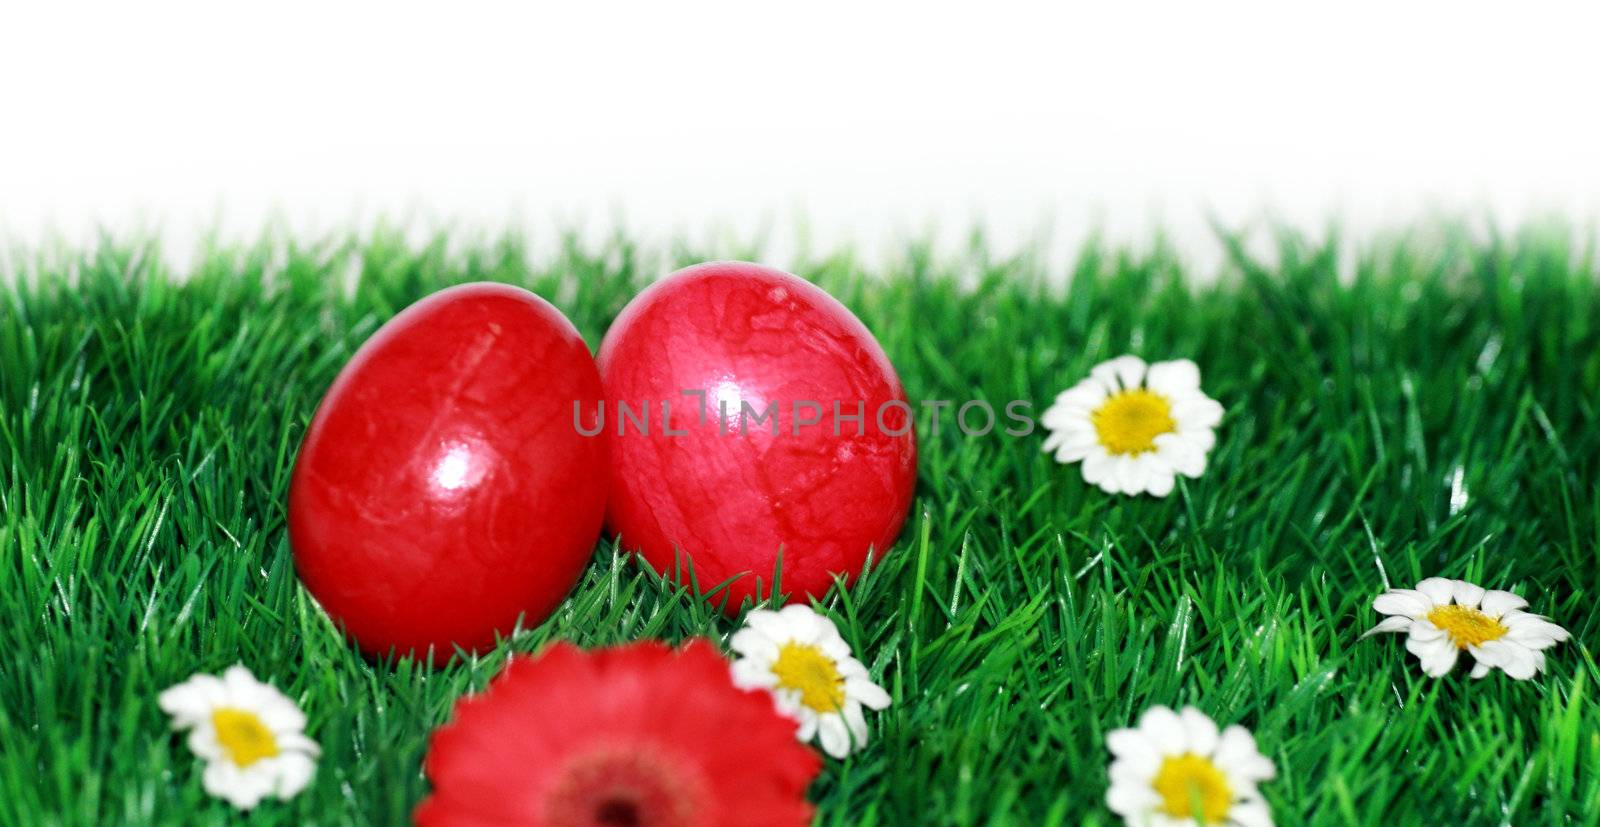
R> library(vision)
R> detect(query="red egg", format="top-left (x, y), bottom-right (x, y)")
top-left (598, 262), bottom-right (917, 610)
top-left (289, 283), bottom-right (606, 664)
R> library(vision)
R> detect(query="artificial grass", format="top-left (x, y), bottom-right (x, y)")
top-left (1, 223), bottom-right (1597, 826)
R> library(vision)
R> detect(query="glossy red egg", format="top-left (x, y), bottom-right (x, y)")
top-left (289, 283), bottom-right (606, 663)
top-left (597, 262), bottom-right (917, 610)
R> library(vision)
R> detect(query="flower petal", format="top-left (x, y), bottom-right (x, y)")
top-left (1372, 589), bottom-right (1430, 618)
top-left (1408, 622), bottom-right (1447, 642)
top-left (729, 628), bottom-right (778, 659)
top-left (817, 714), bottom-right (851, 758)
top-left (1415, 578), bottom-right (1455, 605)
top-left (186, 725), bottom-right (224, 762)
top-left (846, 677), bottom-right (891, 710)
top-left (276, 732), bottom-right (321, 757)
top-left (1114, 455), bottom-right (1150, 496)
top-left (1213, 725), bottom-right (1275, 782)
top-left (1407, 636), bottom-right (1458, 677)
top-left (1180, 426), bottom-right (1216, 453)
top-left (843, 702), bottom-right (869, 746)
top-left (1479, 590), bottom-right (1528, 617)
top-left (1136, 706), bottom-right (1186, 754)
top-left (1503, 615), bottom-right (1571, 648)
top-left (1052, 439), bottom-right (1098, 464)
top-left (1499, 645), bottom-right (1540, 680)
top-left (221, 665), bottom-right (270, 708)
top-left (1154, 433), bottom-right (1207, 478)
top-left (1093, 355), bottom-right (1148, 392)
top-left (1170, 396), bottom-right (1224, 430)
top-left (1052, 380), bottom-right (1108, 413)
top-left (743, 609), bottom-right (793, 641)
top-left (203, 760), bottom-right (273, 810)
top-left (1145, 360), bottom-right (1202, 396)
top-left (158, 675), bottom-right (225, 726)
top-left (730, 657), bottom-right (779, 689)
top-left (795, 709), bottom-right (819, 740)
top-left (1106, 728), bottom-right (1159, 765)
top-left (1361, 615), bottom-right (1414, 637)
top-left (258, 694), bottom-right (308, 735)
top-left (1082, 448), bottom-right (1113, 485)
top-left (1178, 707), bottom-right (1219, 757)
top-left (270, 752), bottom-right (317, 798)
top-left (776, 604), bottom-right (827, 642)
top-left (1230, 798), bottom-right (1274, 827)
top-left (1451, 580), bottom-right (1487, 609)
top-left (1144, 468), bottom-right (1176, 498)
top-left (1105, 777), bottom-right (1159, 816)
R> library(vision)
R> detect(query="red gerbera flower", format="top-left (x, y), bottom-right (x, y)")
top-left (415, 639), bottom-right (821, 827)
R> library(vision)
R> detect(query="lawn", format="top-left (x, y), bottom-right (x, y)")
top-left (1, 223), bottom-right (1597, 826)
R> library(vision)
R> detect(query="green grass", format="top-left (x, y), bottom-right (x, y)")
top-left (2, 223), bottom-right (1597, 826)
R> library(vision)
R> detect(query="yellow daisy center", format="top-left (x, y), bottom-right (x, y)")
top-left (211, 708), bottom-right (279, 767)
top-left (770, 642), bottom-right (846, 713)
top-left (1152, 753), bottom-right (1233, 823)
top-left (1092, 389), bottom-right (1176, 455)
top-left (1427, 604), bottom-right (1509, 648)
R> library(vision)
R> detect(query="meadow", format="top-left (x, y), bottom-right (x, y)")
top-left (1, 223), bottom-right (1596, 825)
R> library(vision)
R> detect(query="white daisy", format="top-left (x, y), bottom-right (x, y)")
top-left (728, 604), bottom-right (891, 758)
top-left (158, 664), bottom-right (320, 810)
top-left (1106, 705), bottom-right (1275, 827)
top-left (1041, 355), bottom-right (1223, 497)
top-left (1363, 576), bottom-right (1570, 679)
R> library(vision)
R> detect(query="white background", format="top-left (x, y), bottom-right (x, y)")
top-left (2, 1), bottom-right (1598, 274)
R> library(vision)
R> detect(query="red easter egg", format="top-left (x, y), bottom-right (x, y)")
top-left (597, 262), bottom-right (917, 610)
top-left (289, 283), bottom-right (606, 663)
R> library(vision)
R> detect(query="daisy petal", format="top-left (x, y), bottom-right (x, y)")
top-left (271, 752), bottom-right (317, 798)
top-left (1361, 616), bottom-right (1414, 637)
top-left (1452, 580), bottom-right (1486, 609)
top-left (158, 675), bottom-right (225, 724)
top-left (776, 604), bottom-right (826, 641)
top-left (817, 714), bottom-right (851, 758)
top-left (730, 657), bottom-right (779, 689)
top-left (1154, 433), bottom-right (1206, 478)
top-left (1136, 706), bottom-right (1186, 754)
top-left (796, 711), bottom-right (819, 740)
top-left (1179, 426), bottom-right (1216, 453)
top-left (276, 732), bottom-right (321, 757)
top-left (1479, 590), bottom-right (1528, 617)
top-left (1144, 469), bottom-right (1175, 498)
top-left (843, 702), bottom-right (869, 745)
top-left (1372, 589), bottom-right (1430, 618)
top-left (1230, 798), bottom-right (1274, 827)
top-left (1500, 645), bottom-right (1540, 680)
top-left (1213, 725), bottom-right (1274, 781)
top-left (1105, 779), bottom-right (1159, 816)
top-left (1106, 728), bottom-right (1159, 765)
top-left (1178, 707), bottom-right (1219, 756)
top-left (1145, 359), bottom-right (1201, 396)
top-left (743, 609), bottom-right (793, 641)
top-left (729, 628), bottom-right (778, 659)
top-left (203, 760), bottom-right (272, 811)
top-left (1409, 637), bottom-right (1459, 677)
top-left (1053, 440), bottom-right (1097, 464)
top-left (1114, 455), bottom-right (1149, 496)
top-left (846, 678), bottom-right (891, 710)
top-left (1048, 387), bottom-right (1108, 422)
top-left (1415, 578), bottom-right (1455, 605)
top-left (1170, 396), bottom-right (1224, 429)
top-left (1504, 616), bottom-right (1571, 647)
top-left (1082, 449), bottom-right (1113, 484)
top-left (1093, 355), bottom-right (1148, 392)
